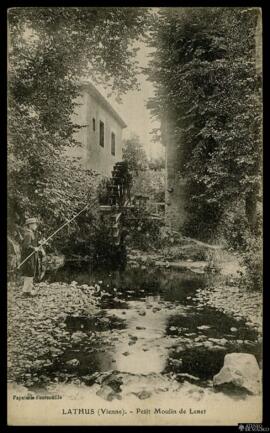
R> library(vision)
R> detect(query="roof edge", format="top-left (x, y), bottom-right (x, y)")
top-left (80, 81), bottom-right (127, 128)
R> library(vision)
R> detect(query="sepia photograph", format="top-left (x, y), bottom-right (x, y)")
top-left (7, 6), bottom-right (263, 426)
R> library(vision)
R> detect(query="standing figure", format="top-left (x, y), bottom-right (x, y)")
top-left (21, 217), bottom-right (40, 297)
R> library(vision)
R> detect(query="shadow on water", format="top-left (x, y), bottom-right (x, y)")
top-left (165, 306), bottom-right (261, 384)
top-left (167, 306), bottom-right (258, 340)
top-left (48, 264), bottom-right (208, 303)
top-left (29, 265), bottom-right (261, 389)
top-left (65, 314), bottom-right (126, 333)
top-left (165, 302), bottom-right (261, 382)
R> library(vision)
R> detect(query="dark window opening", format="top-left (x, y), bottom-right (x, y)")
top-left (99, 121), bottom-right (104, 147)
top-left (92, 118), bottom-right (96, 131)
top-left (111, 132), bottom-right (116, 156)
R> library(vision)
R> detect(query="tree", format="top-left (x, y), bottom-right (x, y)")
top-left (146, 8), bottom-right (262, 240)
top-left (148, 156), bottom-right (165, 171)
top-left (122, 135), bottom-right (165, 207)
top-left (122, 134), bottom-right (148, 173)
top-left (8, 8), bottom-right (149, 235)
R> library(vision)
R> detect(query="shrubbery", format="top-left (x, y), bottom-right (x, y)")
top-left (8, 8), bottom-right (149, 268)
top-left (124, 206), bottom-right (163, 251)
top-left (147, 8), bottom-right (262, 290)
top-left (241, 236), bottom-right (263, 291)
top-left (216, 201), bottom-right (251, 251)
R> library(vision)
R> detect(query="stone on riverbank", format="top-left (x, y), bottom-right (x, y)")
top-left (96, 385), bottom-right (121, 401)
top-left (71, 331), bottom-right (88, 343)
top-left (66, 358), bottom-right (80, 367)
top-left (213, 353), bottom-right (261, 395)
top-left (138, 311), bottom-right (146, 316)
top-left (135, 390), bottom-right (152, 399)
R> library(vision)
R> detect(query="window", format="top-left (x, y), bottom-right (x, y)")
top-left (92, 118), bottom-right (96, 131)
top-left (111, 132), bottom-right (116, 156)
top-left (99, 121), bottom-right (104, 147)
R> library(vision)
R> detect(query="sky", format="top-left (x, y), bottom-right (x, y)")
top-left (94, 42), bottom-right (164, 160)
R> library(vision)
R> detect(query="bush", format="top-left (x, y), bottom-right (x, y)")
top-left (92, 224), bottom-right (127, 270)
top-left (241, 236), bottom-right (263, 291)
top-left (8, 156), bottom-right (103, 258)
top-left (216, 202), bottom-right (251, 251)
top-left (130, 168), bottom-right (165, 203)
top-left (124, 206), bottom-right (163, 251)
top-left (182, 199), bottom-right (222, 243)
top-left (97, 178), bottom-right (111, 205)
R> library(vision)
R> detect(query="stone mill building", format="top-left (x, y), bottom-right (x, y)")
top-left (70, 81), bottom-right (127, 177)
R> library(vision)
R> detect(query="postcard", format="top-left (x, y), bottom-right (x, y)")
top-left (7, 6), bottom-right (263, 426)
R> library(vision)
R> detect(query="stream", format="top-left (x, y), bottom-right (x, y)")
top-left (30, 265), bottom-right (261, 396)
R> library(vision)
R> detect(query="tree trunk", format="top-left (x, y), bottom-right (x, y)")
top-left (245, 191), bottom-right (257, 233)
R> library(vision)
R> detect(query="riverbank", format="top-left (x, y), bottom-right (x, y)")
top-left (193, 283), bottom-right (262, 335)
top-left (8, 263), bottom-right (263, 426)
top-left (127, 245), bottom-right (262, 336)
top-left (8, 267), bottom-right (262, 426)
top-left (8, 281), bottom-right (99, 385)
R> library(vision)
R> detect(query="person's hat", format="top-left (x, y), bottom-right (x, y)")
top-left (25, 217), bottom-right (38, 225)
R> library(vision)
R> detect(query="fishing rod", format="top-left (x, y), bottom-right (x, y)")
top-left (17, 202), bottom-right (92, 270)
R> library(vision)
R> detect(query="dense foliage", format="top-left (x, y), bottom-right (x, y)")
top-left (8, 8), bottom-right (262, 289)
top-left (121, 135), bottom-right (165, 250)
top-left (8, 7), bottom-right (149, 241)
top-left (122, 135), bottom-right (148, 173)
top-left (146, 8), bottom-right (262, 288)
top-left (122, 135), bottom-right (165, 202)
top-left (147, 8), bottom-right (262, 235)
